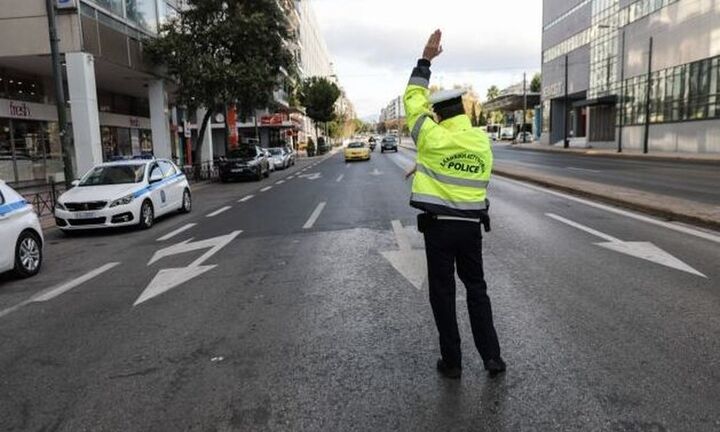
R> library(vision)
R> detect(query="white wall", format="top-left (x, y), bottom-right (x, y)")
top-left (622, 119), bottom-right (720, 153)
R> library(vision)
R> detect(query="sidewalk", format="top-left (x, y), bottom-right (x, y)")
top-left (508, 142), bottom-right (720, 165)
top-left (399, 142), bottom-right (720, 231)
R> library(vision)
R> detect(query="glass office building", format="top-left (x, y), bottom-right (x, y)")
top-left (541, 0), bottom-right (720, 153)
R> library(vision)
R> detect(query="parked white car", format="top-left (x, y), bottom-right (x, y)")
top-left (54, 159), bottom-right (191, 232)
top-left (0, 181), bottom-right (43, 277)
top-left (267, 147), bottom-right (289, 170)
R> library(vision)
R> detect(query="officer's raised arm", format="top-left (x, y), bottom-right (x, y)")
top-left (403, 30), bottom-right (444, 149)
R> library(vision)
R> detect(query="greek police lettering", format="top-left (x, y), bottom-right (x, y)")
top-left (440, 152), bottom-right (485, 174)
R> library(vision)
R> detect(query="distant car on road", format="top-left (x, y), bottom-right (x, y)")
top-left (344, 142), bottom-right (371, 162)
top-left (267, 147), bottom-right (290, 170)
top-left (54, 159), bottom-right (191, 232)
top-left (284, 146), bottom-right (296, 167)
top-left (500, 127), bottom-right (514, 140)
top-left (218, 146), bottom-right (271, 182)
top-left (381, 136), bottom-right (398, 153)
top-left (0, 181), bottom-right (43, 277)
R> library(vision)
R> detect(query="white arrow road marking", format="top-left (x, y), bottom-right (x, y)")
top-left (1, 262), bottom-right (121, 318)
top-left (546, 213), bottom-right (706, 278)
top-left (299, 172), bottom-right (322, 180)
top-left (370, 168), bottom-right (383, 176)
top-left (157, 223), bottom-right (196, 242)
top-left (136, 231), bottom-right (242, 306)
top-left (303, 202), bottom-right (327, 229)
top-left (238, 194), bottom-right (254, 203)
top-left (206, 206), bottom-right (231, 218)
top-left (380, 220), bottom-right (427, 290)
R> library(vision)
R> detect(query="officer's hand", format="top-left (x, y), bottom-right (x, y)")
top-left (405, 164), bottom-right (417, 179)
top-left (422, 29), bottom-right (443, 62)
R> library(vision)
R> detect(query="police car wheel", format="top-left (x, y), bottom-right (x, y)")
top-left (139, 200), bottom-right (154, 230)
top-left (180, 189), bottom-right (192, 213)
top-left (14, 231), bottom-right (42, 278)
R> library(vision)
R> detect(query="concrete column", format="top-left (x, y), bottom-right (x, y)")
top-left (149, 79), bottom-right (172, 159)
top-left (66, 52), bottom-right (102, 177)
top-left (196, 107), bottom-right (214, 166)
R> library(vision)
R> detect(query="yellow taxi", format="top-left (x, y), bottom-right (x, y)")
top-left (344, 141), bottom-right (371, 162)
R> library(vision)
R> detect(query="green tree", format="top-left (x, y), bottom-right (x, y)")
top-left (530, 73), bottom-right (542, 93)
top-left (486, 85), bottom-right (500, 101)
top-left (298, 77), bottom-right (342, 142)
top-left (145, 0), bottom-right (295, 162)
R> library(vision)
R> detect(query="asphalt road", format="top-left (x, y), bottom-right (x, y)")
top-left (1, 148), bottom-right (720, 431)
top-left (493, 144), bottom-right (720, 206)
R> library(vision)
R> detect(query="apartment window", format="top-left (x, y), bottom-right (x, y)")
top-left (125, 0), bottom-right (158, 33)
top-left (89, 0), bottom-right (124, 16)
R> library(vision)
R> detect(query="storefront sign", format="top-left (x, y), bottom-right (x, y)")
top-left (129, 117), bottom-right (140, 127)
top-left (56, 0), bottom-right (78, 10)
top-left (7, 101), bottom-right (31, 118)
top-left (260, 113), bottom-right (285, 126)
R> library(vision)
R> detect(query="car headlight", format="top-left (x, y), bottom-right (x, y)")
top-left (109, 194), bottom-right (134, 208)
top-left (55, 201), bottom-right (67, 211)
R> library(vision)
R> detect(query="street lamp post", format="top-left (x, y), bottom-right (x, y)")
top-left (643, 37), bottom-right (653, 154)
top-left (45, 0), bottom-right (74, 187)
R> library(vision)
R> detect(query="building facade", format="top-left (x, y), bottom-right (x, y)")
top-left (0, 0), bottom-right (183, 184)
top-left (541, 0), bottom-right (720, 153)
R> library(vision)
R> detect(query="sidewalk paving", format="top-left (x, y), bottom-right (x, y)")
top-left (399, 142), bottom-right (720, 231)
top-left (508, 142), bottom-right (720, 165)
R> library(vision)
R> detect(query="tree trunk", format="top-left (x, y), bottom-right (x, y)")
top-left (196, 108), bottom-right (214, 166)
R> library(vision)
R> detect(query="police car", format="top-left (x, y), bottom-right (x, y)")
top-left (0, 181), bottom-right (44, 277)
top-left (54, 158), bottom-right (191, 232)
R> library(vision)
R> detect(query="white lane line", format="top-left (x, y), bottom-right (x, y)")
top-left (303, 202), bottom-right (327, 229)
top-left (0, 262), bottom-right (127, 318)
top-left (546, 213), bottom-right (619, 242)
top-left (260, 186), bottom-right (272, 192)
top-left (238, 194), bottom-right (255, 203)
top-left (495, 177), bottom-right (720, 245)
top-left (275, 180), bottom-right (285, 185)
top-left (157, 223), bottom-right (196, 242)
top-left (336, 174), bottom-right (344, 182)
top-left (567, 167), bottom-right (601, 173)
top-left (206, 206), bottom-right (232, 218)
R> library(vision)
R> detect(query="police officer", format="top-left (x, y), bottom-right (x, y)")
top-left (404, 30), bottom-right (505, 379)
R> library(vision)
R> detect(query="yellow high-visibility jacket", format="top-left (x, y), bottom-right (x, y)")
top-left (404, 59), bottom-right (493, 218)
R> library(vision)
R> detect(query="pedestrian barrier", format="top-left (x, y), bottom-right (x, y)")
top-left (9, 180), bottom-right (66, 217)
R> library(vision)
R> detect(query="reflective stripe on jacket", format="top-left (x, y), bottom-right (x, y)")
top-left (403, 59), bottom-right (493, 218)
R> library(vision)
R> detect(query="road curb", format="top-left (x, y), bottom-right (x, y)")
top-left (492, 166), bottom-right (720, 232)
top-left (399, 142), bottom-right (719, 232)
top-left (505, 144), bottom-right (720, 166)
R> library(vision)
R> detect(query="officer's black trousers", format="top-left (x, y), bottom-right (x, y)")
top-left (423, 219), bottom-right (501, 368)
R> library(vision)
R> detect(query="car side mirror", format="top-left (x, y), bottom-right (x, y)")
top-left (149, 172), bottom-right (163, 183)
top-left (71, 179), bottom-right (80, 187)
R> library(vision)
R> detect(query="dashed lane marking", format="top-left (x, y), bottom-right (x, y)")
top-left (238, 195), bottom-right (255, 203)
top-left (0, 262), bottom-right (121, 318)
top-left (303, 202), bottom-right (327, 230)
top-left (260, 186), bottom-right (272, 192)
top-left (206, 206), bottom-right (232, 218)
top-left (157, 223), bottom-right (196, 241)
top-left (276, 180), bottom-right (285, 185)
top-left (336, 174), bottom-right (344, 182)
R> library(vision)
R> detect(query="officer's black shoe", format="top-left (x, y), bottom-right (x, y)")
top-left (436, 359), bottom-right (462, 379)
top-left (484, 358), bottom-right (507, 378)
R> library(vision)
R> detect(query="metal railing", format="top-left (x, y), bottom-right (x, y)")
top-left (182, 161), bottom-right (219, 183)
top-left (9, 180), bottom-right (66, 218)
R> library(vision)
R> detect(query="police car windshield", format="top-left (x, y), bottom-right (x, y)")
top-left (79, 165), bottom-right (146, 186)
top-left (348, 142), bottom-right (365, 148)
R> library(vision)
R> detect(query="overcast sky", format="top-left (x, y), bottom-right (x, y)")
top-left (312, 0), bottom-right (542, 120)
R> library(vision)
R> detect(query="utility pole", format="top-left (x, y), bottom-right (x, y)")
top-left (618, 28), bottom-right (625, 153)
top-left (522, 72), bottom-right (527, 143)
top-left (563, 54), bottom-right (569, 148)
top-left (643, 37), bottom-right (653, 154)
top-left (45, 0), bottom-right (74, 187)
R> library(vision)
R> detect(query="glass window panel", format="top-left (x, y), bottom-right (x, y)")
top-left (90, 0), bottom-right (124, 16)
top-left (125, 0), bottom-right (158, 33)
